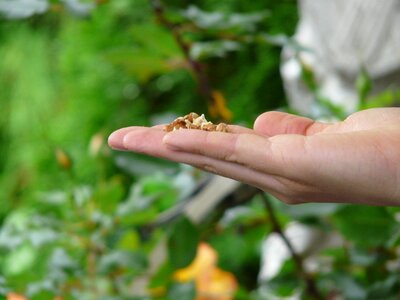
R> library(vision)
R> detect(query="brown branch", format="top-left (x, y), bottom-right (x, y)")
top-left (149, 0), bottom-right (225, 120)
top-left (260, 192), bottom-right (324, 300)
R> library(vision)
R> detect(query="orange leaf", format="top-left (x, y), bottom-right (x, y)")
top-left (208, 90), bottom-right (233, 122)
top-left (197, 268), bottom-right (238, 300)
top-left (7, 293), bottom-right (27, 300)
top-left (174, 242), bottom-right (218, 282)
top-left (55, 148), bottom-right (72, 170)
top-left (174, 243), bottom-right (238, 300)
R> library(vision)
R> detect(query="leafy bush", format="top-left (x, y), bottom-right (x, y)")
top-left (0, 1), bottom-right (400, 299)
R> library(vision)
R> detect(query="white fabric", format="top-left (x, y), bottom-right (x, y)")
top-left (282, 0), bottom-right (400, 115)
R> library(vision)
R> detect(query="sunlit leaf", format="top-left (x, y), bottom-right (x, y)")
top-left (174, 243), bottom-right (238, 300)
top-left (26, 280), bottom-right (57, 298)
top-left (117, 230), bottom-right (140, 251)
top-left (190, 41), bottom-right (241, 60)
top-left (182, 5), bottom-right (268, 33)
top-left (361, 89), bottom-right (400, 110)
top-left (0, 0), bottom-right (49, 19)
top-left (37, 190), bottom-right (68, 206)
top-left (4, 244), bottom-right (37, 276)
top-left (27, 228), bottom-right (58, 247)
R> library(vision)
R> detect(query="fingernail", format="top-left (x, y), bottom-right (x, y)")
top-left (108, 130), bottom-right (127, 150)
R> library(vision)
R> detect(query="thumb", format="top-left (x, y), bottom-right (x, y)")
top-left (253, 111), bottom-right (330, 136)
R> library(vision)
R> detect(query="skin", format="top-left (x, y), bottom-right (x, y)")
top-left (108, 108), bottom-right (400, 206)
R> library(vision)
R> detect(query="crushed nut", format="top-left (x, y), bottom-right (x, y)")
top-left (164, 113), bottom-right (229, 133)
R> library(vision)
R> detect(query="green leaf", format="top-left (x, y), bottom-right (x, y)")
top-left (361, 89), bottom-right (400, 110)
top-left (105, 48), bottom-right (171, 82)
top-left (3, 243), bottom-right (37, 276)
top-left (300, 61), bottom-right (318, 93)
top-left (149, 261), bottom-right (174, 289)
top-left (259, 262), bottom-right (300, 298)
top-left (167, 282), bottom-right (196, 300)
top-left (356, 67), bottom-right (372, 108)
top-left (129, 24), bottom-right (181, 57)
top-left (117, 230), bottom-right (140, 251)
top-left (0, 0), bottom-right (50, 19)
top-left (332, 206), bottom-right (396, 248)
top-left (281, 202), bottom-right (340, 219)
top-left (209, 229), bottom-right (248, 271)
top-left (167, 217), bottom-right (200, 269)
top-left (182, 5), bottom-right (268, 33)
top-left (93, 179), bottom-right (124, 213)
top-left (367, 276), bottom-right (400, 300)
top-left (0, 276), bottom-right (9, 296)
top-left (190, 41), bottom-right (241, 60)
top-left (329, 273), bottom-right (367, 300)
top-left (98, 250), bottom-right (148, 275)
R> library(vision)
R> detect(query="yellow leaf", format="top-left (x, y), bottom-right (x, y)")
top-left (89, 132), bottom-right (104, 157)
top-left (209, 90), bottom-right (233, 122)
top-left (197, 268), bottom-right (238, 300)
top-left (174, 243), bottom-right (238, 300)
top-left (7, 293), bottom-right (26, 300)
top-left (55, 148), bottom-right (72, 170)
top-left (174, 242), bottom-right (217, 282)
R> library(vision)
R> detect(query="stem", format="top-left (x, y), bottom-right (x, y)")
top-left (149, 0), bottom-right (220, 117)
top-left (260, 192), bottom-right (324, 300)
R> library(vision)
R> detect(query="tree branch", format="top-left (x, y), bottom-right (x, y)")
top-left (260, 192), bottom-right (324, 300)
top-left (149, 0), bottom-right (227, 121)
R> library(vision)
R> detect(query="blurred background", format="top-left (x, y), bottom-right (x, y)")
top-left (1, 0), bottom-right (400, 299)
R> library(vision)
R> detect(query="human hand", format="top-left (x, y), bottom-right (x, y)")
top-left (108, 108), bottom-right (400, 205)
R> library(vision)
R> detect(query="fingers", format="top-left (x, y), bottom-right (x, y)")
top-left (112, 127), bottom-right (288, 194)
top-left (254, 111), bottom-right (331, 136)
top-left (108, 126), bottom-right (141, 150)
top-left (162, 129), bottom-right (284, 174)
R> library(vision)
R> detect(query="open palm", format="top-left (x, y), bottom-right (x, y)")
top-left (109, 108), bottom-right (400, 205)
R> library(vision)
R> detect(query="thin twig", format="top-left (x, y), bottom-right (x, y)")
top-left (260, 191), bottom-right (324, 300)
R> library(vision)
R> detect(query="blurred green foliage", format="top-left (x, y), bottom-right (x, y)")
top-left (1, 0), bottom-right (400, 299)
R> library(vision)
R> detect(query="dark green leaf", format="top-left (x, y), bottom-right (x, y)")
top-left (367, 276), bottom-right (400, 300)
top-left (209, 229), bottom-right (248, 271)
top-left (332, 206), bottom-right (396, 248)
top-left (167, 217), bottom-right (200, 269)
